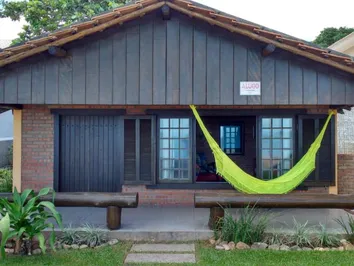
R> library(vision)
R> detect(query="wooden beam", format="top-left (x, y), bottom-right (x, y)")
top-left (195, 193), bottom-right (354, 208)
top-left (48, 46), bottom-right (67, 57)
top-left (1, 192), bottom-right (139, 207)
top-left (329, 114), bottom-right (338, 194)
top-left (0, 1), bottom-right (164, 67)
top-left (262, 43), bottom-right (276, 56)
top-left (13, 110), bottom-right (22, 192)
top-left (166, 2), bottom-right (354, 75)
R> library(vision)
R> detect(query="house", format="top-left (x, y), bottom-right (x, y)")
top-left (1, 0), bottom-right (354, 205)
top-left (329, 33), bottom-right (354, 156)
top-left (0, 40), bottom-right (14, 167)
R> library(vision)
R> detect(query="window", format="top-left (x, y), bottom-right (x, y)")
top-left (159, 118), bottom-right (191, 181)
top-left (123, 117), bottom-right (155, 184)
top-left (220, 125), bottom-right (243, 155)
top-left (260, 118), bottom-right (293, 180)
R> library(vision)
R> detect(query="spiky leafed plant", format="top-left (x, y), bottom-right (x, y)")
top-left (315, 223), bottom-right (340, 247)
top-left (0, 187), bottom-right (63, 255)
top-left (335, 214), bottom-right (354, 243)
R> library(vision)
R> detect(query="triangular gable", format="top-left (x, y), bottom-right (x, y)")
top-left (0, 0), bottom-right (354, 75)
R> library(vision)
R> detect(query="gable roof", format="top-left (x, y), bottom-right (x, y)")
top-left (329, 32), bottom-right (354, 55)
top-left (1, 0), bottom-right (354, 75)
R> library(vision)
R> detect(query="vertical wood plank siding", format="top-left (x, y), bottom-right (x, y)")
top-left (59, 116), bottom-right (121, 192)
top-left (1, 12), bottom-right (354, 105)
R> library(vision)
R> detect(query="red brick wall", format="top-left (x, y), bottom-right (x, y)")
top-left (338, 154), bottom-right (354, 194)
top-left (22, 106), bottom-right (54, 190)
top-left (122, 185), bottom-right (238, 206)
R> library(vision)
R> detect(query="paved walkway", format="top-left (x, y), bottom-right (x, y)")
top-left (57, 206), bottom-right (349, 231)
top-left (124, 244), bottom-right (196, 264)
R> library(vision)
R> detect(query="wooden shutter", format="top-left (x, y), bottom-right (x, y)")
top-left (123, 117), bottom-right (155, 184)
top-left (298, 115), bottom-right (335, 186)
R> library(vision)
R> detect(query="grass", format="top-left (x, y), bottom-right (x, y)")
top-left (3, 242), bottom-right (354, 266)
top-left (3, 243), bottom-right (131, 266)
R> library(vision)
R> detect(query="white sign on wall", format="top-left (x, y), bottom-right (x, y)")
top-left (240, 81), bottom-right (261, 96)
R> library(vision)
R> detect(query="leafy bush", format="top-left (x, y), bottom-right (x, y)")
top-left (0, 168), bottom-right (12, 192)
top-left (60, 223), bottom-right (108, 247)
top-left (0, 188), bottom-right (63, 255)
top-left (314, 223), bottom-right (340, 247)
top-left (7, 145), bottom-right (13, 167)
top-left (335, 214), bottom-right (354, 243)
top-left (0, 213), bottom-right (11, 259)
top-left (290, 218), bottom-right (313, 247)
top-left (215, 206), bottom-right (270, 244)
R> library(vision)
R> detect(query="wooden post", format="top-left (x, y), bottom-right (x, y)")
top-left (329, 112), bottom-right (338, 194)
top-left (208, 207), bottom-right (224, 229)
top-left (13, 110), bottom-right (22, 192)
top-left (106, 206), bottom-right (122, 230)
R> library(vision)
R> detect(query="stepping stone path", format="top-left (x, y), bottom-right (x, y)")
top-left (125, 243), bottom-right (196, 264)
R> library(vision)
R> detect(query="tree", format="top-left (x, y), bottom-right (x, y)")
top-left (313, 27), bottom-right (354, 48)
top-left (0, 0), bottom-right (128, 45)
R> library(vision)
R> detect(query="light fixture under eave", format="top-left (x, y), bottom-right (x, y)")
top-left (161, 4), bottom-right (171, 20)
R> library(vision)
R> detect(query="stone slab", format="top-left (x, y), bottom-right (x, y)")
top-left (131, 243), bottom-right (195, 252)
top-left (124, 253), bottom-right (196, 264)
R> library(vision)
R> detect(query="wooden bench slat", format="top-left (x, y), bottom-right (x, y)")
top-left (1, 192), bottom-right (138, 208)
top-left (195, 193), bottom-right (354, 209)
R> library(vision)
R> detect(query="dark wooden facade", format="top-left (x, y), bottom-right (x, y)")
top-left (1, 11), bottom-right (354, 106)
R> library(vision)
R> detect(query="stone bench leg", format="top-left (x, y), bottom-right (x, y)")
top-left (106, 206), bottom-right (122, 230)
top-left (208, 207), bottom-right (224, 229)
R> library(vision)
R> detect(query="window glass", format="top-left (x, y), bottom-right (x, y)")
top-left (159, 118), bottom-right (191, 181)
top-left (260, 117), bottom-right (293, 179)
top-left (220, 125), bottom-right (243, 154)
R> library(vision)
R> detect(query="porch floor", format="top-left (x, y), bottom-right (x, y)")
top-left (56, 207), bottom-right (350, 241)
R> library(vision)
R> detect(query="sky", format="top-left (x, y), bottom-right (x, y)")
top-left (1, 0), bottom-right (354, 42)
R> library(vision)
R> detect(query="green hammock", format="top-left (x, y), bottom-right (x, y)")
top-left (190, 105), bottom-right (334, 194)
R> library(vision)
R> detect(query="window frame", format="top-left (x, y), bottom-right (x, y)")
top-left (257, 115), bottom-right (296, 180)
top-left (298, 115), bottom-right (335, 186)
top-left (122, 115), bottom-right (156, 185)
top-left (219, 123), bottom-right (245, 155)
top-left (156, 116), bottom-right (195, 184)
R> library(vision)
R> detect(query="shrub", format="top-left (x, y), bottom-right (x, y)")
top-left (263, 230), bottom-right (289, 246)
top-left (78, 223), bottom-right (108, 247)
top-left (7, 145), bottom-right (13, 167)
top-left (60, 224), bottom-right (81, 245)
top-left (0, 188), bottom-right (63, 255)
top-left (216, 206), bottom-right (270, 244)
top-left (60, 223), bottom-right (108, 247)
top-left (335, 214), bottom-right (354, 243)
top-left (0, 213), bottom-right (11, 259)
top-left (0, 168), bottom-right (12, 192)
top-left (290, 218), bottom-right (313, 247)
top-left (314, 223), bottom-right (340, 247)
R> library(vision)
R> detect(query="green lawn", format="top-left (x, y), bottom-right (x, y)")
top-left (3, 242), bottom-right (354, 266)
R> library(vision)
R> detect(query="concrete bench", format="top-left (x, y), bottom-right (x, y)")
top-left (0, 192), bottom-right (138, 230)
top-left (194, 193), bottom-right (354, 229)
